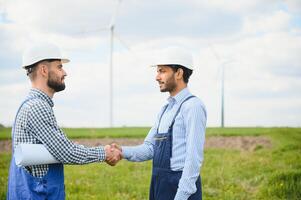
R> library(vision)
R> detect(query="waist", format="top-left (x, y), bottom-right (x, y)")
top-left (152, 167), bottom-right (182, 175)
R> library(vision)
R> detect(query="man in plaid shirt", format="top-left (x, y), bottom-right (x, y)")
top-left (7, 42), bottom-right (121, 200)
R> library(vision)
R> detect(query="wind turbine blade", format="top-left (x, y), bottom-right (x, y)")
top-left (114, 32), bottom-right (131, 51)
top-left (208, 43), bottom-right (236, 65)
top-left (73, 27), bottom-right (110, 36)
top-left (208, 43), bottom-right (222, 63)
top-left (208, 43), bottom-right (223, 81)
top-left (115, 32), bottom-right (144, 65)
top-left (109, 0), bottom-right (122, 28)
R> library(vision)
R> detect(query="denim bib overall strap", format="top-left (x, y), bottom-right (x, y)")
top-left (7, 98), bottom-right (65, 200)
top-left (149, 95), bottom-right (202, 200)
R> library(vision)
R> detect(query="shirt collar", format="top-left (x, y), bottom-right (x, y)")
top-left (28, 88), bottom-right (54, 107)
top-left (167, 87), bottom-right (191, 104)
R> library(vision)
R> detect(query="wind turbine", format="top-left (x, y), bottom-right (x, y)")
top-left (209, 44), bottom-right (234, 128)
top-left (76, 0), bottom-right (124, 127)
top-left (108, 0), bottom-right (123, 127)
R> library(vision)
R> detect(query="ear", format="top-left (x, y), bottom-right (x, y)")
top-left (175, 68), bottom-right (184, 80)
top-left (39, 63), bottom-right (49, 78)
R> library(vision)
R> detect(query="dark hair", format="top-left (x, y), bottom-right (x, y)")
top-left (25, 59), bottom-right (61, 76)
top-left (169, 65), bottom-right (193, 83)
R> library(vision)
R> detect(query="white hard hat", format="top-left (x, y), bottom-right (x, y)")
top-left (151, 47), bottom-right (194, 70)
top-left (22, 42), bottom-right (70, 68)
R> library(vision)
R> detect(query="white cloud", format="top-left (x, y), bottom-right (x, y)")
top-left (0, 0), bottom-right (300, 127)
top-left (242, 10), bottom-right (291, 35)
top-left (285, 0), bottom-right (301, 14)
top-left (4, 0), bottom-right (115, 33)
top-left (191, 0), bottom-right (279, 15)
top-left (0, 83), bottom-right (29, 126)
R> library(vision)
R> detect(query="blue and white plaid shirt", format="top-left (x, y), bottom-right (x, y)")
top-left (122, 88), bottom-right (207, 200)
top-left (13, 88), bottom-right (105, 177)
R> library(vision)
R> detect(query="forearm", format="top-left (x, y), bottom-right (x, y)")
top-left (122, 124), bottom-right (157, 162)
top-left (174, 155), bottom-right (203, 200)
top-left (34, 127), bottom-right (105, 164)
top-left (52, 144), bottom-right (106, 165)
top-left (122, 141), bottom-right (154, 161)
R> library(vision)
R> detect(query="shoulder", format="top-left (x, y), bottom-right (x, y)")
top-left (23, 98), bottom-right (53, 116)
top-left (182, 96), bottom-right (206, 110)
top-left (181, 96), bottom-right (207, 117)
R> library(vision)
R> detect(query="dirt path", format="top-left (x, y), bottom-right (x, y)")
top-left (0, 136), bottom-right (272, 153)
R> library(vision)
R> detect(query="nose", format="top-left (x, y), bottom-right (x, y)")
top-left (63, 69), bottom-right (67, 76)
top-left (156, 73), bottom-right (160, 81)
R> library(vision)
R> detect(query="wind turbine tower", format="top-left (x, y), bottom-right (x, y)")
top-left (209, 44), bottom-right (234, 128)
top-left (108, 0), bottom-right (122, 127)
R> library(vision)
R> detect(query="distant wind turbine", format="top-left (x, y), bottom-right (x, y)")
top-left (209, 44), bottom-right (234, 128)
top-left (75, 0), bottom-right (126, 127)
top-left (108, 0), bottom-right (123, 127)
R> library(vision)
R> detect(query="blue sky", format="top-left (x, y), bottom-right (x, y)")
top-left (0, 0), bottom-right (300, 127)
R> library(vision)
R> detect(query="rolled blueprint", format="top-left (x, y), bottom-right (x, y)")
top-left (15, 144), bottom-right (59, 166)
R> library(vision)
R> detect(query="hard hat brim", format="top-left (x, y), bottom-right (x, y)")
top-left (22, 58), bottom-right (70, 69)
top-left (150, 63), bottom-right (193, 70)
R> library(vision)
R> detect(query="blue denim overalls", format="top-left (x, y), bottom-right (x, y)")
top-left (149, 95), bottom-right (202, 200)
top-left (7, 98), bottom-right (65, 200)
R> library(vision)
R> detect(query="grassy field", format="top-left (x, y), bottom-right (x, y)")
top-left (0, 127), bottom-right (300, 199)
top-left (0, 127), bottom-right (279, 140)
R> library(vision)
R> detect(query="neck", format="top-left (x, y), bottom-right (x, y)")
top-left (169, 83), bottom-right (187, 97)
top-left (32, 82), bottom-right (55, 98)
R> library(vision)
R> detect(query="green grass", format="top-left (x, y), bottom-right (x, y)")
top-left (0, 127), bottom-right (151, 140)
top-left (0, 127), bottom-right (297, 140)
top-left (0, 128), bottom-right (300, 199)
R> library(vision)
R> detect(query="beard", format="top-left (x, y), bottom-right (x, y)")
top-left (47, 71), bottom-right (66, 92)
top-left (159, 76), bottom-right (177, 93)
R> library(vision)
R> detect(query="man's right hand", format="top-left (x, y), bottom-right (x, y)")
top-left (104, 145), bottom-right (122, 166)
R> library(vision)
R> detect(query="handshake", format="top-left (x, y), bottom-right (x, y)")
top-left (104, 143), bottom-right (122, 166)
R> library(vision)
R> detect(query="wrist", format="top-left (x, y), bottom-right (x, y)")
top-left (104, 145), bottom-right (111, 160)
